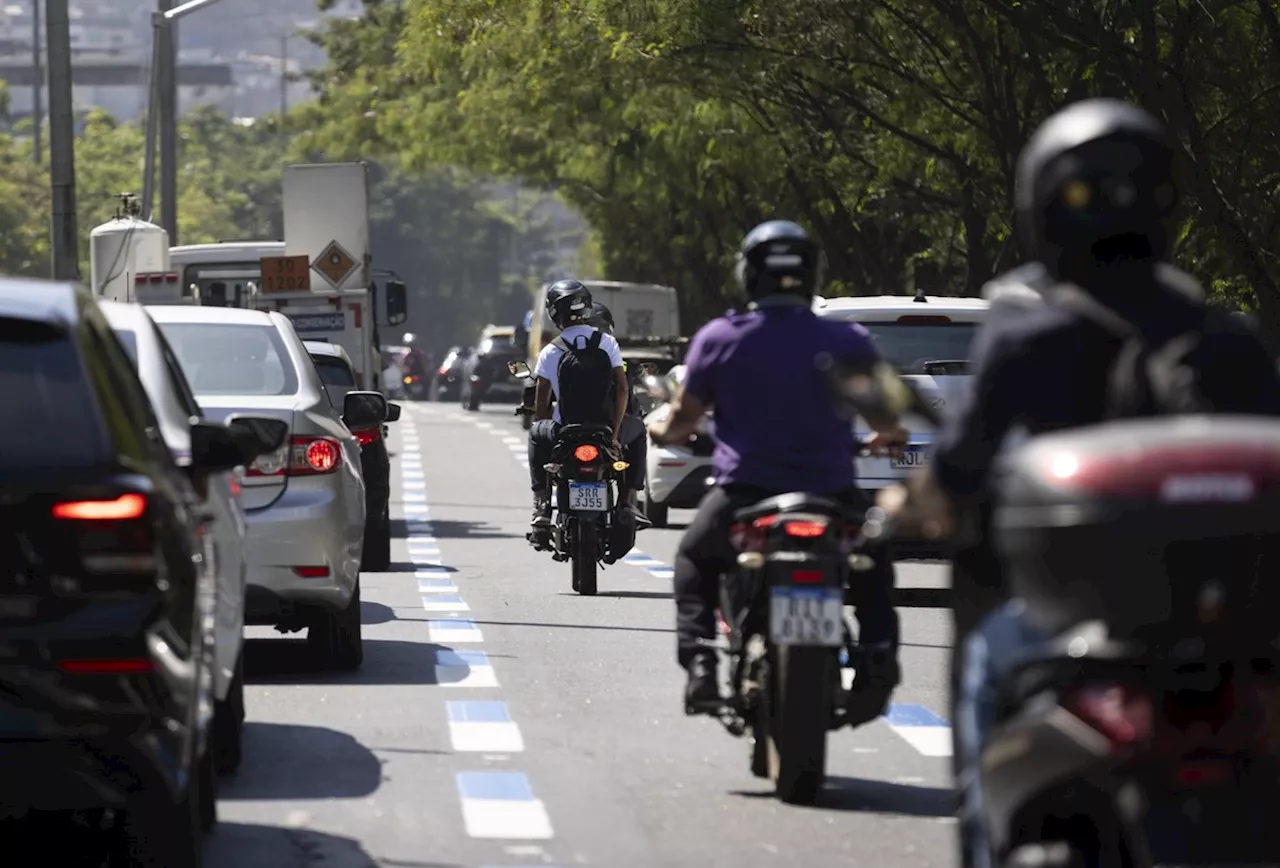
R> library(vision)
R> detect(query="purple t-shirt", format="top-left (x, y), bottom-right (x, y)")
top-left (683, 305), bottom-right (879, 494)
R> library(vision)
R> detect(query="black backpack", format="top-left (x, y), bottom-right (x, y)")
top-left (554, 331), bottom-right (616, 425)
top-left (1051, 284), bottom-right (1212, 418)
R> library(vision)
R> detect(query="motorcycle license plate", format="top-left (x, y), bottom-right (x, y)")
top-left (568, 482), bottom-right (607, 511)
top-left (769, 586), bottom-right (844, 647)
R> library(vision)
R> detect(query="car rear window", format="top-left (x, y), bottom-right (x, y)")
top-left (0, 319), bottom-right (106, 473)
top-left (114, 328), bottom-right (139, 363)
top-left (157, 322), bottom-right (299, 395)
top-left (313, 355), bottom-right (356, 388)
top-left (825, 313), bottom-right (979, 374)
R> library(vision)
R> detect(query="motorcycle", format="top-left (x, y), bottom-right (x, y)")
top-left (508, 361), bottom-right (635, 595)
top-left (515, 379), bottom-right (535, 430)
top-left (838, 364), bottom-right (1280, 867)
top-left (639, 362), bottom-right (942, 805)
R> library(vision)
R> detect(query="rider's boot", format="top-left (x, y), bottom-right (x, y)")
top-left (684, 650), bottom-right (722, 714)
top-left (528, 489), bottom-right (552, 548)
top-left (622, 490), bottom-right (652, 529)
top-left (845, 643), bottom-right (900, 726)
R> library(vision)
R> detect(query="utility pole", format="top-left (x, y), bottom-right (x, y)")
top-left (279, 35), bottom-right (288, 116)
top-left (157, 0), bottom-right (178, 244)
top-left (46, 0), bottom-right (77, 280)
top-left (31, 0), bottom-right (43, 164)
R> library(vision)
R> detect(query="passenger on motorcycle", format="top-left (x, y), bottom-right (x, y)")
top-left (584, 300), bottom-right (652, 525)
top-left (648, 219), bottom-right (909, 716)
top-left (873, 99), bottom-right (1280, 860)
top-left (528, 279), bottom-right (633, 533)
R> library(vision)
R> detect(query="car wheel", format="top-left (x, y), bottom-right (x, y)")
top-left (213, 651), bottom-right (245, 775)
top-left (360, 501), bottom-right (393, 572)
top-left (307, 580), bottom-right (363, 671)
top-left (113, 749), bottom-right (205, 867)
top-left (644, 480), bottom-right (669, 528)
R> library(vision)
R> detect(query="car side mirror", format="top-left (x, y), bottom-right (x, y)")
top-left (385, 403), bottom-right (402, 422)
top-left (343, 390), bottom-right (388, 431)
top-left (226, 416), bottom-right (288, 465)
top-left (507, 360), bottom-right (531, 379)
top-left (385, 280), bottom-right (408, 326)
top-left (190, 422), bottom-right (248, 473)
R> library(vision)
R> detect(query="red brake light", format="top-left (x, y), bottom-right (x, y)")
top-left (293, 566), bottom-right (330, 578)
top-left (574, 445), bottom-right (599, 462)
top-left (52, 493), bottom-right (147, 521)
top-left (784, 519), bottom-right (827, 538)
top-left (791, 570), bottom-right (824, 583)
top-left (303, 438), bottom-right (340, 473)
top-left (1066, 684), bottom-right (1153, 747)
top-left (354, 428), bottom-right (380, 447)
top-left (59, 658), bottom-right (154, 675)
top-left (245, 436), bottom-right (342, 477)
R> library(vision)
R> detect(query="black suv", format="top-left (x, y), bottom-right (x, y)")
top-left (0, 280), bottom-right (278, 863)
top-left (304, 340), bottom-right (401, 572)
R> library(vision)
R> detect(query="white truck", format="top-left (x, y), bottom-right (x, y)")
top-left (524, 279), bottom-right (681, 369)
top-left (167, 162), bottom-right (408, 392)
top-left (88, 194), bottom-right (199, 305)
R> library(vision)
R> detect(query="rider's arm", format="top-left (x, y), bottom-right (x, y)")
top-left (611, 367), bottom-right (628, 438)
top-left (650, 324), bottom-right (716, 447)
top-left (533, 377), bottom-right (554, 421)
top-left (650, 385), bottom-right (708, 446)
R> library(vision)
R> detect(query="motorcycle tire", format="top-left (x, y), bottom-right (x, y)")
top-left (571, 520), bottom-right (599, 596)
top-left (767, 644), bottom-right (833, 805)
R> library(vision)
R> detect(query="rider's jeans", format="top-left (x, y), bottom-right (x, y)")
top-left (672, 484), bottom-right (898, 668)
top-left (528, 416), bottom-right (647, 494)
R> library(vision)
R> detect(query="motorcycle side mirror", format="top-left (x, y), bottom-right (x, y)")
top-left (632, 361), bottom-right (660, 378)
top-left (508, 360), bottom-right (532, 379)
top-left (385, 280), bottom-right (408, 326)
top-left (640, 374), bottom-right (672, 403)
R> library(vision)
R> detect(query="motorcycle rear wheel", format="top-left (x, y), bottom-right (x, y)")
top-left (767, 644), bottom-right (833, 805)
top-left (571, 520), bottom-right (599, 596)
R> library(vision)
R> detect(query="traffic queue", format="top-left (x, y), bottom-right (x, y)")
top-left (0, 274), bottom-right (400, 865)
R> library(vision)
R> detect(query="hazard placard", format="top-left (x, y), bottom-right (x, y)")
top-left (260, 255), bottom-right (312, 292)
top-left (313, 240), bottom-right (358, 288)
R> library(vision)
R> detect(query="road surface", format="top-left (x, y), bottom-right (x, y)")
top-left (206, 401), bottom-right (958, 868)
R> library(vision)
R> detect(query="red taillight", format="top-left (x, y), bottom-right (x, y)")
top-left (52, 493), bottom-right (147, 521)
top-left (1176, 760), bottom-right (1231, 787)
top-left (354, 428), bottom-right (380, 447)
top-left (791, 570), bottom-right (824, 583)
top-left (245, 436), bottom-right (342, 477)
top-left (134, 272), bottom-right (178, 284)
top-left (293, 566), bottom-right (330, 578)
top-left (784, 519), bottom-right (827, 538)
top-left (1066, 684), bottom-right (1154, 747)
top-left (59, 658), bottom-right (153, 675)
top-left (574, 445), bottom-right (599, 462)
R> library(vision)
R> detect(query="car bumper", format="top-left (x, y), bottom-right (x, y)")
top-left (242, 482), bottom-right (362, 620)
top-left (648, 445), bottom-right (715, 508)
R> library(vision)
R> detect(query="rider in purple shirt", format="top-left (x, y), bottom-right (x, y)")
top-left (649, 220), bottom-right (909, 716)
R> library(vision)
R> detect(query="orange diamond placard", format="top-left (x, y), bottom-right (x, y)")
top-left (313, 240), bottom-right (358, 288)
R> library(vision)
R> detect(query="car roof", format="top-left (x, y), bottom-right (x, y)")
top-left (144, 304), bottom-right (280, 326)
top-left (0, 277), bottom-right (83, 328)
top-left (815, 294), bottom-right (989, 320)
top-left (304, 339), bottom-right (353, 365)
top-left (97, 298), bottom-right (152, 329)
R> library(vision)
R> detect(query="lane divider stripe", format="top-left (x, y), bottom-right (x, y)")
top-left (456, 772), bottom-right (553, 839)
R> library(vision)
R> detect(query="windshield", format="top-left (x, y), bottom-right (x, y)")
top-left (0, 319), bottom-right (106, 473)
top-left (825, 316), bottom-right (979, 374)
top-left (157, 322), bottom-right (299, 395)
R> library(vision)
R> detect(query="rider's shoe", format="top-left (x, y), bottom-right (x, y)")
top-left (530, 491), bottom-right (552, 529)
top-left (684, 651), bottom-right (722, 714)
top-left (844, 646), bottom-right (900, 726)
top-left (627, 503), bottom-right (653, 529)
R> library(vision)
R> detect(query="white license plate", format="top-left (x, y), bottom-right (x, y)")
top-left (768, 586), bottom-right (844, 647)
top-left (889, 448), bottom-right (929, 470)
top-left (568, 482), bottom-right (607, 511)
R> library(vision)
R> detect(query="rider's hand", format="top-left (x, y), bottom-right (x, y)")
top-left (865, 424), bottom-right (909, 458)
top-left (878, 471), bottom-right (955, 541)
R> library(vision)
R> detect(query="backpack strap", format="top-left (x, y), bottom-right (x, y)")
top-left (586, 330), bottom-right (603, 350)
top-left (552, 336), bottom-right (571, 352)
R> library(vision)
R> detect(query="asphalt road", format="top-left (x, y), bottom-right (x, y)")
top-left (207, 401), bottom-right (958, 868)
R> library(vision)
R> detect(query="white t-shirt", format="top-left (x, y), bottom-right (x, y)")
top-left (534, 324), bottom-right (624, 424)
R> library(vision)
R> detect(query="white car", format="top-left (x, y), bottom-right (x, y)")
top-left (641, 365), bottom-right (715, 527)
top-left (99, 299), bottom-right (284, 774)
top-left (146, 305), bottom-right (380, 670)
top-left (814, 294), bottom-right (988, 495)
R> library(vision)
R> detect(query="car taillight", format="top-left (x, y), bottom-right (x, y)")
top-left (1065, 684), bottom-right (1154, 748)
top-left (246, 436), bottom-right (342, 476)
top-left (52, 493), bottom-right (147, 520)
top-left (791, 570), bottom-right (824, 583)
top-left (354, 428), bottom-right (380, 447)
top-left (574, 444), bottom-right (599, 462)
top-left (59, 658), bottom-right (154, 675)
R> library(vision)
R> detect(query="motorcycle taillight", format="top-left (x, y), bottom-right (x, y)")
top-left (1065, 683), bottom-right (1154, 749)
top-left (783, 518), bottom-right (827, 538)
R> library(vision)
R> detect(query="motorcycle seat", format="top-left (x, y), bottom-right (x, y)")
top-left (556, 424), bottom-right (615, 443)
top-left (734, 491), bottom-right (857, 524)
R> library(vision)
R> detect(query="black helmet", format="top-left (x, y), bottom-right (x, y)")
top-left (544, 279), bottom-right (593, 329)
top-left (586, 300), bottom-right (614, 334)
top-left (1015, 99), bottom-right (1178, 284)
top-left (734, 220), bottom-right (825, 301)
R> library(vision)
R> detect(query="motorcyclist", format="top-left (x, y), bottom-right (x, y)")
top-left (584, 300), bottom-right (651, 525)
top-left (648, 219), bottom-right (909, 716)
top-left (527, 279), bottom-right (631, 531)
top-left (872, 98), bottom-right (1280, 857)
